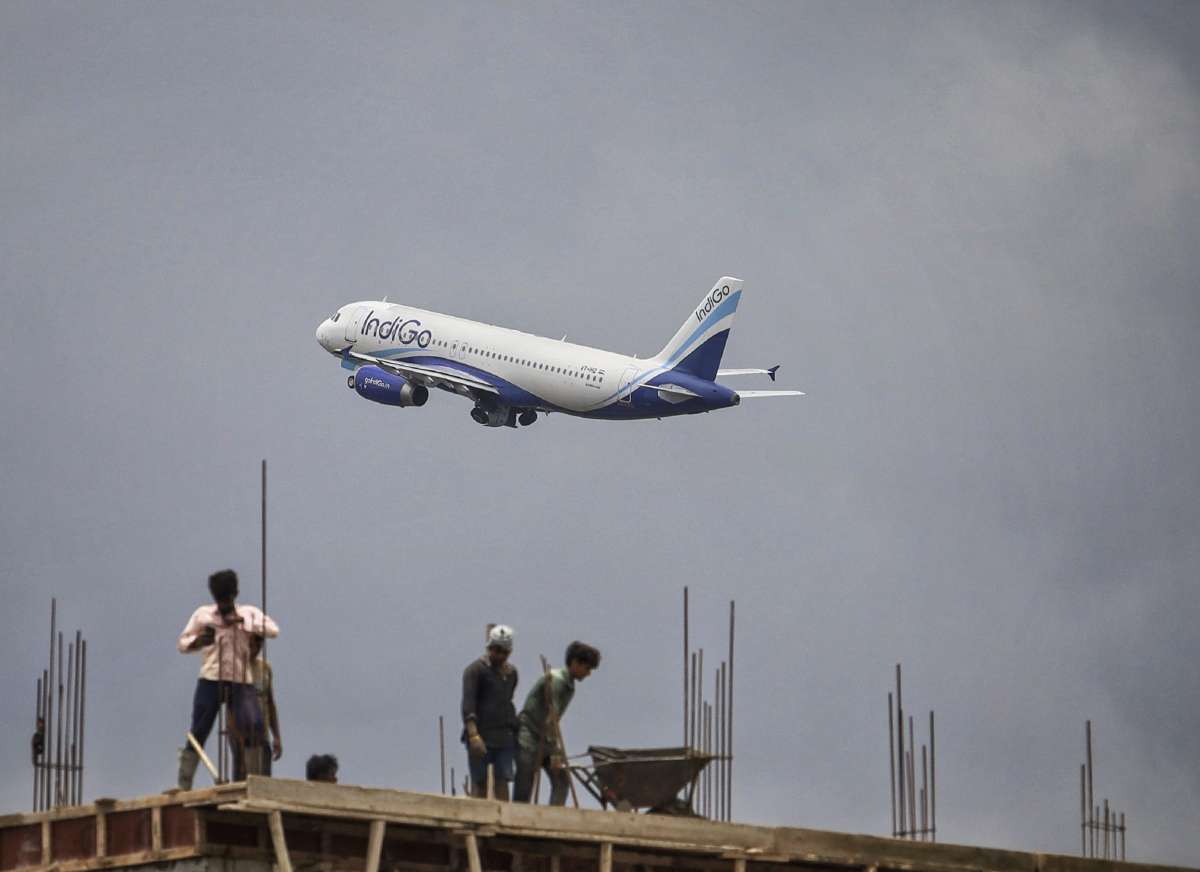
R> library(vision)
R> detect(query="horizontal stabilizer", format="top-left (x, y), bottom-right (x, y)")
top-left (737, 390), bottom-right (805, 398)
top-left (718, 365), bottom-right (780, 382)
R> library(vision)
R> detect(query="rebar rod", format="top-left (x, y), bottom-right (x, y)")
top-left (78, 639), bottom-right (87, 803)
top-left (1080, 764), bottom-right (1086, 855)
top-left (922, 744), bottom-right (928, 840)
top-left (683, 587), bottom-right (689, 749)
top-left (41, 668), bottom-right (50, 810)
top-left (261, 459), bottom-right (267, 659)
top-left (33, 677), bottom-right (41, 810)
top-left (65, 640), bottom-right (74, 806)
top-left (47, 601), bottom-right (56, 809)
top-left (715, 666), bottom-right (724, 820)
top-left (929, 710), bottom-right (936, 841)
top-left (439, 715), bottom-right (447, 794)
top-left (56, 631), bottom-right (64, 806)
top-left (888, 693), bottom-right (896, 836)
top-left (1086, 721), bottom-right (1094, 856)
top-left (1121, 812), bottom-right (1126, 860)
top-left (905, 716), bottom-right (913, 835)
top-left (1104, 800), bottom-right (1110, 860)
top-left (690, 652), bottom-right (698, 750)
top-left (896, 664), bottom-right (905, 836)
top-left (728, 599), bottom-right (735, 820)
top-left (73, 632), bottom-right (82, 804)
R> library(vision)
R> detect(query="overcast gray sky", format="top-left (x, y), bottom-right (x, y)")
top-left (3, 1), bottom-right (1199, 866)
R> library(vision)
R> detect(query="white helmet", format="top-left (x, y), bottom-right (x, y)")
top-left (487, 624), bottom-right (514, 651)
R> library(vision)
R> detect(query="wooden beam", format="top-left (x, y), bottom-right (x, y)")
top-left (733, 858), bottom-right (746, 872)
top-left (599, 842), bottom-right (613, 872)
top-left (366, 819), bottom-right (387, 872)
top-left (152, 806), bottom-right (163, 852)
top-left (187, 732), bottom-right (220, 782)
top-left (268, 810), bottom-right (293, 872)
top-left (464, 832), bottom-right (482, 872)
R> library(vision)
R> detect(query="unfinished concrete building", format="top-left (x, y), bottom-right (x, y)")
top-left (0, 778), bottom-right (1192, 872)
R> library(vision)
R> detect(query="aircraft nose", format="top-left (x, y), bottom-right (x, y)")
top-left (316, 320), bottom-right (333, 350)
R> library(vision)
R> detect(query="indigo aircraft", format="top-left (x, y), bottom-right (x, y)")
top-left (315, 277), bottom-right (802, 427)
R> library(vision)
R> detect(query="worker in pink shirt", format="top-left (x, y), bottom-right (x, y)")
top-left (176, 569), bottom-right (279, 788)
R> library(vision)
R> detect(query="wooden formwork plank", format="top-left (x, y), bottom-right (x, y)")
top-left (268, 811), bottom-right (293, 872)
top-left (366, 821), bottom-right (386, 872)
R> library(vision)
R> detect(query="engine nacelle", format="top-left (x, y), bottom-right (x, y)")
top-left (353, 365), bottom-right (429, 408)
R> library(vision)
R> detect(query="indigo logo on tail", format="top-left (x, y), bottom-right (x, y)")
top-left (694, 284), bottom-right (732, 323)
top-left (361, 311), bottom-right (433, 348)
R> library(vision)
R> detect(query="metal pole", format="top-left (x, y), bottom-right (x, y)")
top-left (1120, 812), bottom-right (1126, 860)
top-left (888, 693), bottom-right (896, 836)
top-left (896, 665), bottom-right (905, 836)
top-left (921, 744), bottom-right (928, 840)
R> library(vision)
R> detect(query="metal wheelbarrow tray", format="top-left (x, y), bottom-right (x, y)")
top-left (571, 745), bottom-right (714, 813)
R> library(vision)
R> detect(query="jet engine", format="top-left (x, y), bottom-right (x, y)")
top-left (351, 365), bottom-right (429, 408)
top-left (470, 404), bottom-right (517, 427)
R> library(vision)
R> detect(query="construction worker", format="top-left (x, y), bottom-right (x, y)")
top-left (306, 754), bottom-right (339, 783)
top-left (241, 634), bottom-right (282, 777)
top-left (176, 569), bottom-right (278, 789)
top-left (513, 641), bottom-right (601, 805)
top-left (461, 625), bottom-right (519, 799)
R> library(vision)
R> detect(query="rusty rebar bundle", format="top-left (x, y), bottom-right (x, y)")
top-left (31, 599), bottom-right (88, 811)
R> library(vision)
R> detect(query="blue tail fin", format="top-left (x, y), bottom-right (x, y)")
top-left (655, 277), bottom-right (743, 381)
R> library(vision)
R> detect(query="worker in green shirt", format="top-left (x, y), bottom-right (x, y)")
top-left (513, 641), bottom-right (601, 804)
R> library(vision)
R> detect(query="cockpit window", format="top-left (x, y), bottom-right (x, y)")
top-left (331, 313), bottom-right (341, 323)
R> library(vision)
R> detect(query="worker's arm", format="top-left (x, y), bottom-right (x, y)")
top-left (461, 662), bottom-right (487, 756)
top-left (241, 605), bottom-right (279, 639)
top-left (177, 608), bottom-right (215, 653)
top-left (266, 679), bottom-right (282, 760)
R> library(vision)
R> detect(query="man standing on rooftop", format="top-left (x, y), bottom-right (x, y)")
top-left (461, 625), bottom-right (519, 799)
top-left (513, 641), bottom-right (601, 805)
top-left (176, 569), bottom-right (279, 789)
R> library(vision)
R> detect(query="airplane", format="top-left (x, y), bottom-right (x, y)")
top-left (315, 276), bottom-right (802, 427)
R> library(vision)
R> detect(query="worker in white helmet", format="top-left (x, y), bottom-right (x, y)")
top-left (461, 625), bottom-right (519, 799)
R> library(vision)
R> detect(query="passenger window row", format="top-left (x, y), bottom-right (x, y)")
top-left (433, 339), bottom-right (603, 382)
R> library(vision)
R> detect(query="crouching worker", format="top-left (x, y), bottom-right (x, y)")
top-left (461, 625), bottom-right (518, 799)
top-left (513, 641), bottom-right (601, 805)
top-left (176, 569), bottom-right (279, 788)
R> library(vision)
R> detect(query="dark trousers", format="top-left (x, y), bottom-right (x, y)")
top-left (513, 743), bottom-right (569, 805)
top-left (189, 679), bottom-right (263, 778)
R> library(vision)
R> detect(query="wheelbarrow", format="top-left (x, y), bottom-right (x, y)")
top-left (569, 746), bottom-right (717, 814)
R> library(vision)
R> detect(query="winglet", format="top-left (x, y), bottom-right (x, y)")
top-left (768, 365), bottom-right (779, 382)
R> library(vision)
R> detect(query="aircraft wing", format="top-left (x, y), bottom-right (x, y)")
top-left (736, 390), bottom-right (805, 398)
top-left (341, 348), bottom-right (499, 395)
top-left (718, 365), bottom-right (780, 381)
